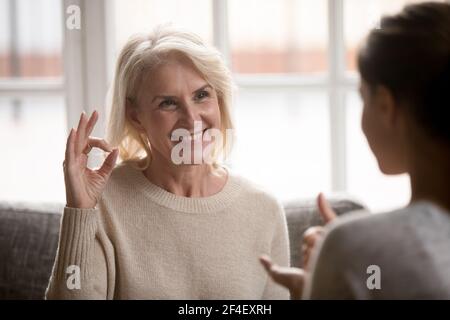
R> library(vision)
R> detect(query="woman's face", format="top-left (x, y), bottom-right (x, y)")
top-left (360, 80), bottom-right (408, 175)
top-left (127, 56), bottom-right (222, 166)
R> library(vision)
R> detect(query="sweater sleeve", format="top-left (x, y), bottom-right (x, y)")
top-left (262, 203), bottom-right (291, 300)
top-left (45, 206), bottom-right (115, 299)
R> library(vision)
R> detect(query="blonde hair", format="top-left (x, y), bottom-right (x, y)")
top-left (106, 25), bottom-right (234, 170)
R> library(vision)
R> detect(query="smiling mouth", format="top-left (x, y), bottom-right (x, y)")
top-left (170, 128), bottom-right (209, 140)
top-left (188, 128), bottom-right (209, 139)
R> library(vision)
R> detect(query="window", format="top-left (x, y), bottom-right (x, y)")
top-left (113, 0), bottom-right (213, 53)
top-left (0, 96), bottom-right (67, 203)
top-left (0, 0), bottom-right (66, 203)
top-left (0, 0), bottom-right (63, 78)
top-left (228, 0), bottom-right (328, 74)
top-left (3, 0), bottom-right (444, 210)
top-left (109, 0), bottom-right (447, 211)
top-left (231, 89), bottom-right (331, 200)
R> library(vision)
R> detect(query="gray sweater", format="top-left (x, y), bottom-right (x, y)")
top-left (303, 201), bottom-right (450, 299)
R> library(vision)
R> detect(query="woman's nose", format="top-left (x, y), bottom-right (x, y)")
top-left (180, 102), bottom-right (202, 126)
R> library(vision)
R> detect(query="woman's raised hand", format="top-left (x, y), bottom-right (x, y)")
top-left (64, 111), bottom-right (119, 209)
top-left (259, 193), bottom-right (338, 299)
top-left (302, 193), bottom-right (337, 269)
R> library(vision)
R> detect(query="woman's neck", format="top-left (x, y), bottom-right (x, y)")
top-left (142, 153), bottom-right (227, 198)
top-left (408, 137), bottom-right (450, 213)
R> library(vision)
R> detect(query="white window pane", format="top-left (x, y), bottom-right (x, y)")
top-left (344, 0), bottom-right (446, 72)
top-left (113, 0), bottom-right (213, 52)
top-left (230, 90), bottom-right (331, 201)
top-left (345, 92), bottom-right (411, 212)
top-left (0, 0), bottom-right (63, 78)
top-left (228, 0), bottom-right (328, 74)
top-left (0, 96), bottom-right (67, 203)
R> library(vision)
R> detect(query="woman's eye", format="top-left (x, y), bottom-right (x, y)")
top-left (159, 100), bottom-right (177, 110)
top-left (196, 90), bottom-right (210, 100)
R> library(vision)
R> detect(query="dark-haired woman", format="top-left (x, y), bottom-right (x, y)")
top-left (261, 2), bottom-right (450, 299)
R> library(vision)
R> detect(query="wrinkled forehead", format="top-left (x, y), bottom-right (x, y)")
top-left (138, 52), bottom-right (209, 99)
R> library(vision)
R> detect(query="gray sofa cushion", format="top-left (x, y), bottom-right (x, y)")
top-left (0, 198), bottom-right (364, 299)
top-left (0, 202), bottom-right (63, 300)
top-left (285, 198), bottom-right (365, 268)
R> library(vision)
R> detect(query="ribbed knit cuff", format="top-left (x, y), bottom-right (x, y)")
top-left (53, 207), bottom-right (98, 282)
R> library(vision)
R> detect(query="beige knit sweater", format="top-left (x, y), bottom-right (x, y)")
top-left (45, 163), bottom-right (290, 299)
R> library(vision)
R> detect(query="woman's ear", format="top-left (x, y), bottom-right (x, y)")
top-left (375, 85), bottom-right (398, 129)
top-left (126, 99), bottom-right (146, 133)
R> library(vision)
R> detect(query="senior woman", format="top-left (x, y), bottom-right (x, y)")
top-left (45, 26), bottom-right (290, 299)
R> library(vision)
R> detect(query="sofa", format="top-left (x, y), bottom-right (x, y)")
top-left (0, 198), bottom-right (364, 299)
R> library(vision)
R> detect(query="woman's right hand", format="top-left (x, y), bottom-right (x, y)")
top-left (64, 111), bottom-right (119, 209)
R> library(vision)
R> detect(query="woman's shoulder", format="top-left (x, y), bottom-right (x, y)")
top-left (322, 200), bottom-right (450, 253)
top-left (330, 200), bottom-right (449, 230)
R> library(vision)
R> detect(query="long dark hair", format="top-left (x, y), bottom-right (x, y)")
top-left (358, 2), bottom-right (450, 142)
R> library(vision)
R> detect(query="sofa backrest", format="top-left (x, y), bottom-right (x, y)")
top-left (284, 198), bottom-right (365, 268)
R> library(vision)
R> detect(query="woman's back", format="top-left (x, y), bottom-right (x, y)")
top-left (305, 202), bottom-right (450, 299)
